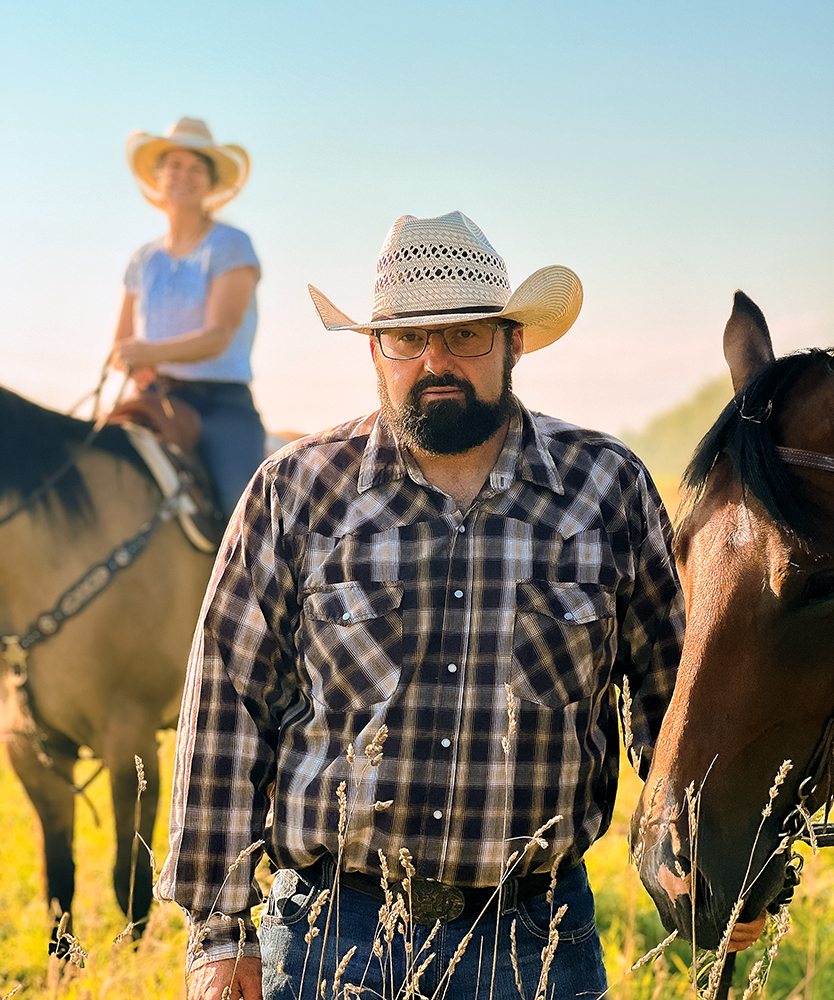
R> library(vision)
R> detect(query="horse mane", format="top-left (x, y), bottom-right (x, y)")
top-left (0, 386), bottom-right (148, 520)
top-left (681, 348), bottom-right (834, 540)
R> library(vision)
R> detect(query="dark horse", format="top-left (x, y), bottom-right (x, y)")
top-left (631, 293), bottom-right (834, 972)
top-left (0, 386), bottom-right (213, 946)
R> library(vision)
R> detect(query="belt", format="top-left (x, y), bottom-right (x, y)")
top-left (155, 376), bottom-right (246, 391)
top-left (338, 867), bottom-right (555, 925)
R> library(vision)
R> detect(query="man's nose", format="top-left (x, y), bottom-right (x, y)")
top-left (422, 331), bottom-right (455, 372)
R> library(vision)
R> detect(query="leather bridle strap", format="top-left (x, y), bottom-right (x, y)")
top-left (776, 446), bottom-right (834, 475)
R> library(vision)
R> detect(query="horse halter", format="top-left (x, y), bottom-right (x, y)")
top-left (776, 446), bottom-right (834, 476)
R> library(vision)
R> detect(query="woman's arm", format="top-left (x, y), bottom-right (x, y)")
top-left (111, 265), bottom-right (258, 371)
top-left (113, 291), bottom-right (136, 344)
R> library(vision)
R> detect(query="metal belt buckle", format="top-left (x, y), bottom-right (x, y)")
top-left (407, 876), bottom-right (466, 924)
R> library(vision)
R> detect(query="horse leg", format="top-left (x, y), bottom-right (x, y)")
top-left (5, 734), bottom-right (78, 953)
top-left (106, 736), bottom-right (160, 936)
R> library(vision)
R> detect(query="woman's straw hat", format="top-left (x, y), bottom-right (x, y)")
top-left (308, 211), bottom-right (583, 353)
top-left (126, 117), bottom-right (250, 211)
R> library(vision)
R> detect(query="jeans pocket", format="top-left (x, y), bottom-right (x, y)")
top-left (515, 863), bottom-right (599, 944)
top-left (260, 864), bottom-right (328, 929)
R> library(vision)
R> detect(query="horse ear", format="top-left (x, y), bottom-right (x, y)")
top-left (723, 290), bottom-right (776, 394)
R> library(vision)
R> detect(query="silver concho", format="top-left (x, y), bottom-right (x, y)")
top-left (37, 614), bottom-right (58, 635)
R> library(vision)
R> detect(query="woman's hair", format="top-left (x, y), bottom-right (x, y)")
top-left (154, 148), bottom-right (218, 188)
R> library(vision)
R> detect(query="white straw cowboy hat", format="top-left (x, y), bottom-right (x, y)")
top-left (308, 211), bottom-right (583, 353)
top-left (126, 117), bottom-right (250, 212)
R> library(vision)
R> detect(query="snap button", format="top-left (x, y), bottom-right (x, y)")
top-left (342, 612), bottom-right (351, 621)
top-left (454, 590), bottom-right (463, 599)
top-left (433, 810), bottom-right (443, 820)
top-left (441, 738), bottom-right (451, 748)
top-left (447, 663), bottom-right (457, 673)
top-left (564, 612), bottom-right (573, 620)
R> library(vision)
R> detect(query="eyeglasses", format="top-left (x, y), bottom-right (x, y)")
top-left (374, 322), bottom-right (499, 360)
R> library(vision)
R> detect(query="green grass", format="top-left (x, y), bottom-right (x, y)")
top-left (1, 735), bottom-right (833, 998)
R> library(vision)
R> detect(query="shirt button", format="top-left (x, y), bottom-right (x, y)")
top-left (433, 810), bottom-right (443, 820)
top-left (441, 738), bottom-right (451, 748)
top-left (454, 590), bottom-right (463, 598)
top-left (342, 612), bottom-right (351, 621)
top-left (564, 612), bottom-right (573, 620)
top-left (458, 525), bottom-right (466, 533)
top-left (447, 663), bottom-right (457, 673)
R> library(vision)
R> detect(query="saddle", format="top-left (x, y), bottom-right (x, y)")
top-left (107, 391), bottom-right (224, 552)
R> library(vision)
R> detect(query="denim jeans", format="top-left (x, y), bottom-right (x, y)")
top-left (258, 858), bottom-right (607, 1000)
top-left (164, 380), bottom-right (266, 519)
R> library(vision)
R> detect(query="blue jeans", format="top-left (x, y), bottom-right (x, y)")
top-left (258, 859), bottom-right (607, 1000)
top-left (164, 380), bottom-right (266, 519)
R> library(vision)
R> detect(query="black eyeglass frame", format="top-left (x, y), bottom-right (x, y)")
top-left (373, 323), bottom-right (499, 361)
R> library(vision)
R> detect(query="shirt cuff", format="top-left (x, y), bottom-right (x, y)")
top-left (186, 909), bottom-right (261, 971)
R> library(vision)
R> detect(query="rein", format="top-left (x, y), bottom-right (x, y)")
top-left (0, 367), bottom-right (128, 529)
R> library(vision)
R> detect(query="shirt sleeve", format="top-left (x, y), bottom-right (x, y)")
top-left (155, 460), bottom-right (298, 963)
top-left (614, 464), bottom-right (685, 779)
top-left (124, 248), bottom-right (143, 295)
top-left (208, 226), bottom-right (261, 283)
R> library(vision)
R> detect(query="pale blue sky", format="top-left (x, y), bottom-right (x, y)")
top-left (2, 0), bottom-right (832, 437)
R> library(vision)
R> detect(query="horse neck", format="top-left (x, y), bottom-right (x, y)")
top-left (0, 452), bottom-right (159, 628)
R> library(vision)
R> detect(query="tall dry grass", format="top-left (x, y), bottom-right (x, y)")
top-left (2, 731), bottom-right (834, 998)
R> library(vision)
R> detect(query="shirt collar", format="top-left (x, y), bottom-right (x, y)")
top-left (357, 398), bottom-right (564, 496)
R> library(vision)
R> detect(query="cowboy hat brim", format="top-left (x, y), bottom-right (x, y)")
top-left (308, 265), bottom-right (583, 353)
top-left (126, 132), bottom-right (250, 212)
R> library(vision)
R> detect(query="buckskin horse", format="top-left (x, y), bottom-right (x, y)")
top-left (0, 386), bottom-right (214, 948)
top-left (631, 292), bottom-right (834, 989)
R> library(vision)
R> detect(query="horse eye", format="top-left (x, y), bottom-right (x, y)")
top-left (800, 571), bottom-right (834, 606)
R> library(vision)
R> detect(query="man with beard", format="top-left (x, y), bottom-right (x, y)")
top-left (158, 212), bottom-right (766, 1000)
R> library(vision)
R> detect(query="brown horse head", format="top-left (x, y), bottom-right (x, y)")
top-left (631, 292), bottom-right (834, 949)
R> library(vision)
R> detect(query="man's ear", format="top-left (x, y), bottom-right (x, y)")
top-left (369, 333), bottom-right (377, 360)
top-left (511, 323), bottom-right (524, 365)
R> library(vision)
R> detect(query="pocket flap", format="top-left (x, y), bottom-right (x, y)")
top-left (517, 580), bottom-right (615, 624)
top-left (303, 581), bottom-right (403, 625)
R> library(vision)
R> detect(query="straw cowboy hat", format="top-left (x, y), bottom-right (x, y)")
top-left (126, 117), bottom-right (250, 212)
top-left (308, 211), bottom-right (583, 353)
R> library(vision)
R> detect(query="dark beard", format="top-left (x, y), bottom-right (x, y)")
top-left (379, 350), bottom-right (514, 456)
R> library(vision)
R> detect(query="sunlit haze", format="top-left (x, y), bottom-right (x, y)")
top-left (2, 0), bottom-right (832, 442)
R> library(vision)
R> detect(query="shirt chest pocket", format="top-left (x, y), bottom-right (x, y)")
top-left (511, 581), bottom-right (617, 709)
top-left (299, 581), bottom-right (403, 712)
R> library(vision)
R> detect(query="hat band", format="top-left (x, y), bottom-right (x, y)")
top-left (371, 305), bottom-right (505, 323)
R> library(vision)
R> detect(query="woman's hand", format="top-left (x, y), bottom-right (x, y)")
top-left (111, 337), bottom-right (160, 373)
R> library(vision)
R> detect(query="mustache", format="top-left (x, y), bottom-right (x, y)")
top-left (410, 374), bottom-right (474, 396)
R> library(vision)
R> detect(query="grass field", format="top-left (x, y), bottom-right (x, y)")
top-left (2, 734), bottom-right (833, 999)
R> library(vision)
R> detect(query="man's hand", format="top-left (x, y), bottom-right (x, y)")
top-left (727, 911), bottom-right (767, 952)
top-left (186, 956), bottom-right (263, 999)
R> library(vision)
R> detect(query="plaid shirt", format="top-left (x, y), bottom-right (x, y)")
top-left (156, 398), bottom-right (684, 965)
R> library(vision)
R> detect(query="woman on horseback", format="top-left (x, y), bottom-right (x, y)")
top-left (111, 117), bottom-right (266, 520)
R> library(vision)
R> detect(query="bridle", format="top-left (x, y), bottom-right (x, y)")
top-left (776, 446), bottom-right (834, 476)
